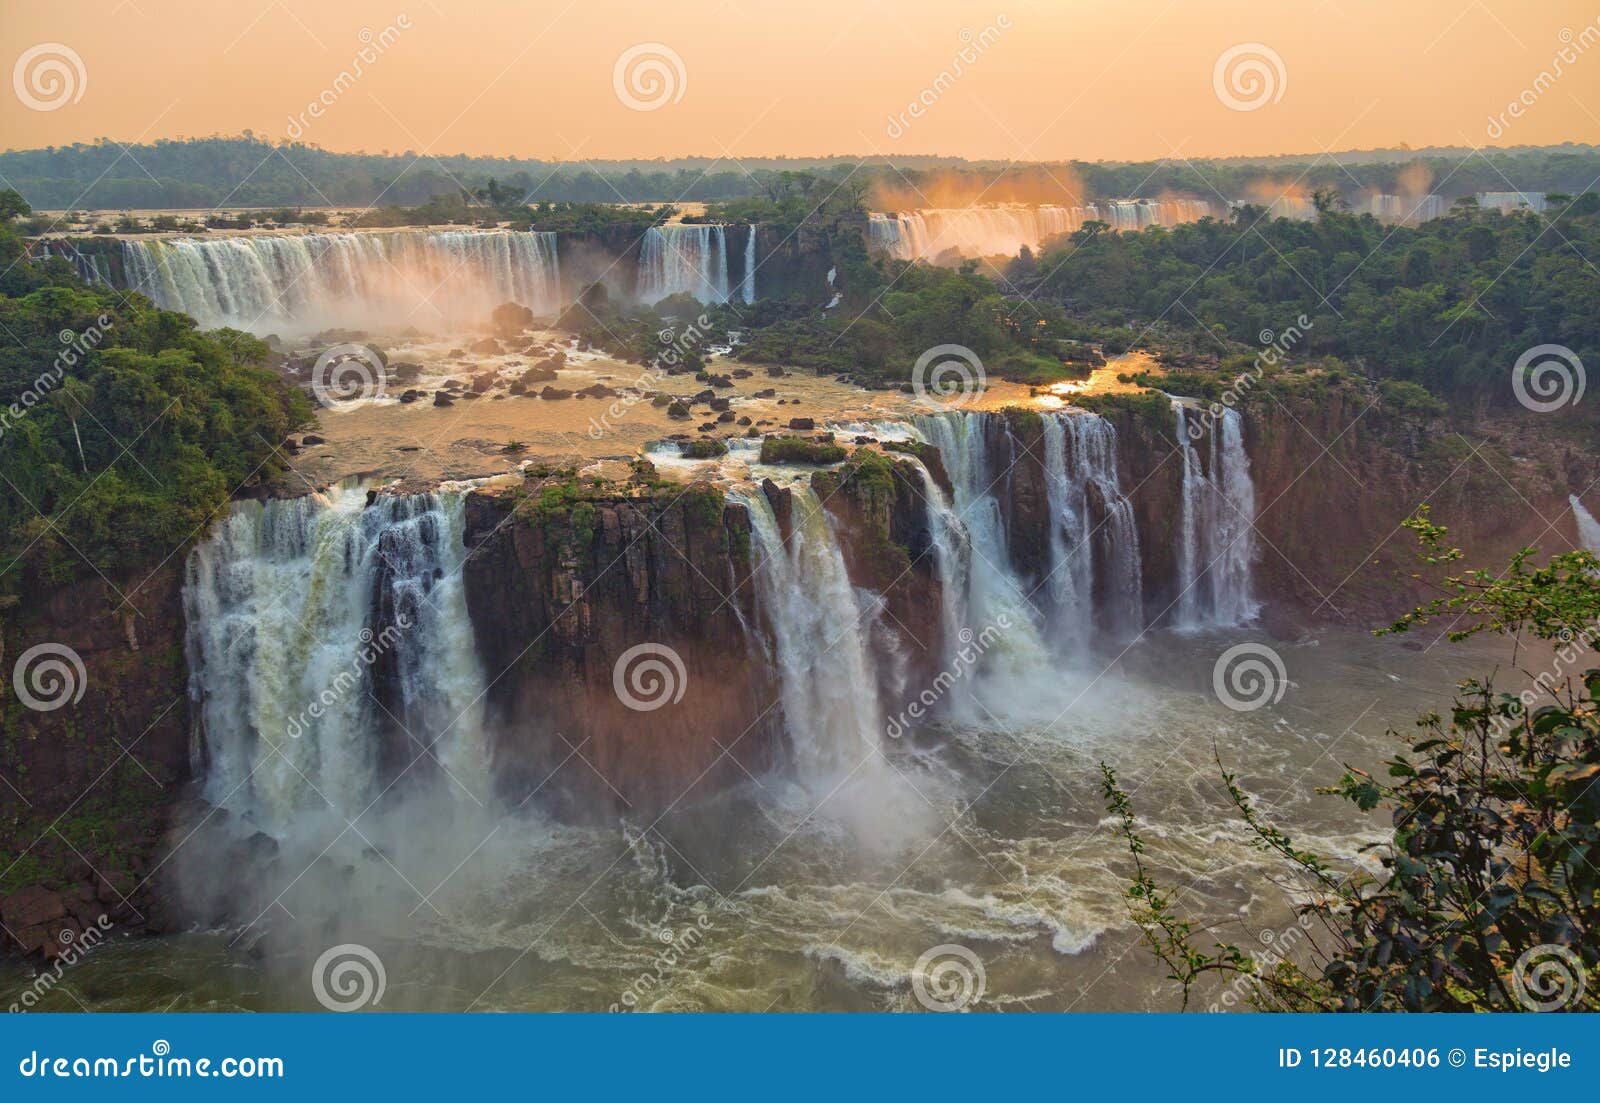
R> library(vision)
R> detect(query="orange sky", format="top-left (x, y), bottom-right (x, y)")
top-left (3, 0), bottom-right (1597, 161)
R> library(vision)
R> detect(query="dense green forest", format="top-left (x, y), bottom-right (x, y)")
top-left (0, 195), bottom-right (310, 595)
top-left (3, 136), bottom-right (1594, 211)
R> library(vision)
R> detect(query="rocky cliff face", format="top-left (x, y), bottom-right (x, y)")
top-left (0, 569), bottom-right (189, 956)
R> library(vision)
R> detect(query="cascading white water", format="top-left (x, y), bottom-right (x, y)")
top-left (124, 230), bottom-right (562, 333)
top-left (741, 224), bottom-right (757, 305)
top-left (183, 485), bottom-right (490, 835)
top-left (737, 485), bottom-right (885, 779)
top-left (1041, 412), bottom-right (1142, 643)
top-left (1173, 403), bottom-right (1258, 629)
top-left (868, 201), bottom-right (1217, 260)
top-left (636, 224), bottom-right (731, 304)
top-left (1572, 494), bottom-right (1600, 553)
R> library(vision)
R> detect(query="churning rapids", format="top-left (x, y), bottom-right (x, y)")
top-left (5, 407), bottom-right (1509, 1012)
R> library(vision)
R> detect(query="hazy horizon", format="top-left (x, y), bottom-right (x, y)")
top-left (6, 0), bottom-right (1598, 163)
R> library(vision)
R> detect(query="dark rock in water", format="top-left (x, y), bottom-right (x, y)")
top-left (434, 392), bottom-right (455, 407)
top-left (691, 389), bottom-right (715, 404)
top-left (530, 358), bottom-right (563, 378)
top-left (717, 411), bottom-right (735, 423)
top-left (471, 373), bottom-right (496, 393)
top-left (707, 373), bottom-right (734, 388)
top-left (578, 383), bottom-right (619, 398)
top-left (737, 416), bottom-right (752, 426)
top-left (667, 400), bottom-right (691, 419)
top-left (282, 438), bottom-right (301, 454)
top-left (540, 386), bottom-right (572, 400)
top-left (301, 434), bottom-right (326, 446)
top-left (731, 368), bottom-right (753, 379)
top-left (753, 388), bottom-right (776, 399)
top-left (469, 337), bottom-right (502, 355)
top-left (389, 361), bottom-right (424, 383)
top-left (766, 365), bottom-right (786, 377)
top-left (698, 422), bottom-right (718, 432)
top-left (709, 397), bottom-right (731, 411)
top-left (399, 389), bottom-right (421, 404)
top-left (399, 445), bottom-right (422, 452)
top-left (787, 417), bottom-right (815, 431)
top-left (899, 383), bottom-right (915, 394)
top-left (460, 391), bottom-right (481, 400)
top-left (854, 435), bottom-right (877, 445)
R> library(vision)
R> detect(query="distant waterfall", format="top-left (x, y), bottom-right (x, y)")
top-left (1573, 495), bottom-right (1600, 553)
top-left (741, 224), bottom-right (757, 304)
top-left (183, 486), bottom-right (489, 835)
top-left (1173, 403), bottom-right (1258, 629)
top-left (124, 230), bottom-right (562, 333)
top-left (636, 224), bottom-right (731, 304)
top-left (738, 485), bottom-right (884, 779)
top-left (868, 201), bottom-right (1216, 260)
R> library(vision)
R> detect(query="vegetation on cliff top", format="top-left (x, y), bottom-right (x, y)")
top-left (0, 192), bottom-right (312, 597)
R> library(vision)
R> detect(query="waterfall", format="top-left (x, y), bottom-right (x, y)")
top-left (1573, 495), bottom-right (1600, 553)
top-left (741, 224), bottom-right (757, 305)
top-left (737, 485), bottom-right (885, 779)
top-left (867, 202), bottom-right (1216, 260)
top-left (1041, 412), bottom-right (1142, 643)
top-left (636, 224), bottom-right (731, 305)
top-left (123, 229), bottom-right (562, 333)
top-left (183, 486), bottom-right (490, 835)
top-left (1173, 403), bottom-right (1258, 629)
